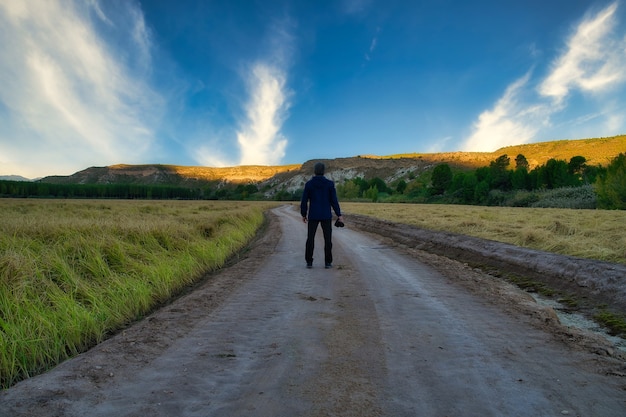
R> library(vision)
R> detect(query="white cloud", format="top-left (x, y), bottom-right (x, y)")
top-left (463, 72), bottom-right (550, 151)
top-left (539, 2), bottom-right (625, 102)
top-left (463, 1), bottom-right (626, 152)
top-left (0, 0), bottom-right (162, 177)
top-left (236, 63), bottom-right (291, 165)
top-left (190, 16), bottom-right (294, 168)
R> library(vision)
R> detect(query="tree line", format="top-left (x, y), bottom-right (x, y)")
top-left (0, 181), bottom-right (204, 200)
top-left (336, 153), bottom-right (626, 209)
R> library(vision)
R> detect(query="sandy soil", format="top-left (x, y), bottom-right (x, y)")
top-left (1, 205), bottom-right (625, 416)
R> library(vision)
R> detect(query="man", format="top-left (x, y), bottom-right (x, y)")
top-left (300, 162), bottom-right (344, 268)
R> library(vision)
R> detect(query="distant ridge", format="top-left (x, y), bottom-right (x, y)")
top-left (0, 175), bottom-right (33, 182)
top-left (37, 135), bottom-right (626, 193)
top-left (40, 164), bottom-right (301, 186)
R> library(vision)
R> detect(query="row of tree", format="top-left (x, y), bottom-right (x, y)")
top-left (428, 154), bottom-right (600, 204)
top-left (0, 181), bottom-right (204, 200)
top-left (336, 153), bottom-right (625, 209)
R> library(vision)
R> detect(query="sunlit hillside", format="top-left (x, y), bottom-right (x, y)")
top-left (137, 164), bottom-right (301, 182)
top-left (39, 135), bottom-right (625, 187)
top-left (376, 135), bottom-right (626, 169)
top-left (42, 163), bottom-right (302, 185)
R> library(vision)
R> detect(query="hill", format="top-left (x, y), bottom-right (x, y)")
top-left (39, 135), bottom-right (625, 195)
top-left (385, 135), bottom-right (625, 169)
top-left (41, 164), bottom-right (301, 186)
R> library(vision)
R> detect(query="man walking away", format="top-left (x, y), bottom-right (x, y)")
top-left (300, 162), bottom-right (344, 268)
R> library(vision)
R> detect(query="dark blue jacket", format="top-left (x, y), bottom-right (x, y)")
top-left (300, 175), bottom-right (342, 220)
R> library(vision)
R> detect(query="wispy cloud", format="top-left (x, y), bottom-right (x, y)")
top-left (236, 63), bottom-right (291, 166)
top-left (365, 27), bottom-right (380, 61)
top-left (463, 1), bottom-right (626, 152)
top-left (0, 0), bottom-right (162, 177)
top-left (539, 2), bottom-right (624, 102)
top-left (463, 72), bottom-right (550, 151)
top-left (195, 18), bottom-right (294, 168)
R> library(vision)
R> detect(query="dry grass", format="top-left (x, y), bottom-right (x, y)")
top-left (344, 203), bottom-right (626, 265)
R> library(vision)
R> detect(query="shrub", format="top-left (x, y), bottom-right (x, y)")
top-left (531, 185), bottom-right (596, 209)
top-left (487, 189), bottom-right (508, 206)
top-left (508, 190), bottom-right (540, 207)
top-left (595, 153), bottom-right (626, 209)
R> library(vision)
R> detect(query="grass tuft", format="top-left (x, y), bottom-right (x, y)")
top-left (593, 310), bottom-right (626, 337)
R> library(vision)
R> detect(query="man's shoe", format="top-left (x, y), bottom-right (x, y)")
top-left (306, 263), bottom-right (312, 269)
top-left (325, 263), bottom-right (332, 269)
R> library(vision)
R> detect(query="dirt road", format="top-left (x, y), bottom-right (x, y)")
top-left (2, 205), bottom-right (625, 416)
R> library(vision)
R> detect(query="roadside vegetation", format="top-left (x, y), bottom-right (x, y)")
top-left (0, 200), bottom-right (278, 388)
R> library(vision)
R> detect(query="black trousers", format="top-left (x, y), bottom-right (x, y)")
top-left (305, 219), bottom-right (332, 264)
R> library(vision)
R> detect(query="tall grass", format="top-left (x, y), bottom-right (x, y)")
top-left (0, 200), bottom-right (276, 388)
top-left (343, 202), bottom-right (626, 265)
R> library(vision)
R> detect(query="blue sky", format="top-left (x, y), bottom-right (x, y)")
top-left (1, 0), bottom-right (626, 178)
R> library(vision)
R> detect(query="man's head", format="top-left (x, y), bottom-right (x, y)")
top-left (314, 162), bottom-right (325, 175)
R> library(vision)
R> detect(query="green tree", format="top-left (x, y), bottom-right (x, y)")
top-left (568, 156), bottom-right (586, 183)
top-left (450, 172), bottom-right (466, 194)
top-left (431, 163), bottom-right (452, 195)
top-left (405, 180), bottom-right (427, 199)
top-left (568, 156), bottom-right (586, 175)
top-left (364, 185), bottom-right (379, 202)
top-left (474, 180), bottom-right (490, 204)
top-left (450, 172), bottom-right (478, 204)
top-left (515, 154), bottom-right (529, 170)
top-left (595, 153), bottom-right (626, 209)
top-left (489, 154), bottom-right (511, 190)
top-left (461, 173), bottom-right (478, 204)
top-left (396, 179), bottom-right (407, 194)
top-left (337, 180), bottom-right (360, 199)
top-left (353, 177), bottom-right (369, 196)
top-left (541, 159), bottom-right (570, 189)
top-left (511, 167), bottom-right (530, 190)
top-left (369, 177), bottom-right (390, 194)
top-left (475, 166), bottom-right (491, 184)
